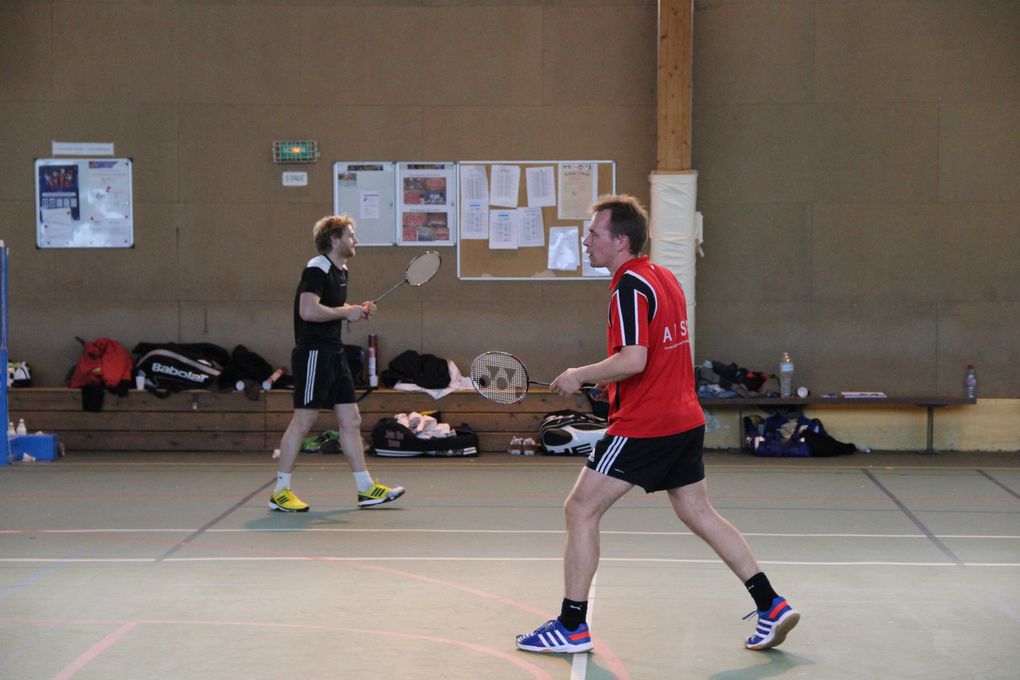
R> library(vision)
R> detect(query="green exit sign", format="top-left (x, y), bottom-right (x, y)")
top-left (273, 140), bottom-right (318, 164)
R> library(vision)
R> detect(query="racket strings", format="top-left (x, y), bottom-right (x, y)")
top-left (405, 252), bottom-right (441, 286)
top-left (470, 352), bottom-right (529, 405)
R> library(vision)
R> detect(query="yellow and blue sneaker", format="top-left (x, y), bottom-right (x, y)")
top-left (268, 488), bottom-right (310, 512)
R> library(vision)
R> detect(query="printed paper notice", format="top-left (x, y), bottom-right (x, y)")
top-left (490, 165), bottom-right (520, 208)
top-left (525, 166), bottom-right (556, 207)
top-left (581, 221), bottom-right (610, 277)
top-left (558, 163), bottom-right (597, 220)
top-left (516, 207), bottom-right (545, 247)
top-left (461, 200), bottom-right (489, 239)
top-left (489, 209), bottom-right (517, 249)
top-left (460, 165), bottom-right (489, 203)
top-left (359, 191), bottom-right (381, 220)
top-left (548, 226), bottom-right (580, 271)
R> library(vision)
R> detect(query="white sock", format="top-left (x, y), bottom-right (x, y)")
top-left (353, 471), bottom-right (373, 492)
top-left (275, 472), bottom-right (291, 493)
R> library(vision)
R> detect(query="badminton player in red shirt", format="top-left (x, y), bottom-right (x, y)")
top-left (516, 195), bottom-right (799, 654)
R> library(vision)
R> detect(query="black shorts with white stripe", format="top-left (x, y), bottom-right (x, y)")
top-left (291, 347), bottom-right (357, 409)
top-left (586, 425), bottom-right (705, 493)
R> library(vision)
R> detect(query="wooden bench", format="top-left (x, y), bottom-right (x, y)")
top-left (7, 387), bottom-right (584, 455)
top-left (700, 395), bottom-right (976, 454)
top-left (8, 388), bottom-right (975, 455)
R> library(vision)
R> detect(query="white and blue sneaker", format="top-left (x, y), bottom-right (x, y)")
top-left (743, 597), bottom-right (800, 650)
top-left (516, 619), bottom-right (593, 653)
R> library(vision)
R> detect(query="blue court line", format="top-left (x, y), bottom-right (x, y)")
top-left (975, 469), bottom-right (1020, 500)
top-left (0, 554), bottom-right (72, 601)
top-left (156, 478), bottom-right (274, 561)
top-left (861, 469), bottom-right (965, 567)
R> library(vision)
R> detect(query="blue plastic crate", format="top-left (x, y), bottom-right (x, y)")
top-left (9, 434), bottom-right (61, 461)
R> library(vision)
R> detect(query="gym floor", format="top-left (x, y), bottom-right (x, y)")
top-left (1, 450), bottom-right (1018, 679)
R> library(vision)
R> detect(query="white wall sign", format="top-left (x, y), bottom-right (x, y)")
top-left (282, 171), bottom-right (308, 186)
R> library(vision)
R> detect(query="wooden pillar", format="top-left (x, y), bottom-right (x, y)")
top-left (657, 0), bottom-right (693, 171)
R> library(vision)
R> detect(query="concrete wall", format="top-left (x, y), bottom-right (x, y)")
top-left (0, 0), bottom-right (1017, 403)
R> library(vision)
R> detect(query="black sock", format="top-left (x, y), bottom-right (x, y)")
top-left (744, 572), bottom-right (780, 611)
top-left (558, 598), bottom-right (588, 630)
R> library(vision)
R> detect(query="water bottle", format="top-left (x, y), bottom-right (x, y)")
top-left (779, 352), bottom-right (794, 398)
top-left (7, 421), bottom-right (14, 436)
top-left (965, 365), bottom-right (977, 400)
top-left (16, 418), bottom-right (27, 435)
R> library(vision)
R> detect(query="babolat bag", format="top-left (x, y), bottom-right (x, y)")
top-left (134, 343), bottom-right (225, 393)
top-left (539, 410), bottom-right (609, 456)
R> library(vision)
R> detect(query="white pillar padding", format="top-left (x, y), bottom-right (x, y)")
top-left (648, 170), bottom-right (701, 360)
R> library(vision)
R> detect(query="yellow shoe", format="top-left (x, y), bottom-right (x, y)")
top-left (358, 482), bottom-right (405, 507)
top-left (269, 488), bottom-right (310, 512)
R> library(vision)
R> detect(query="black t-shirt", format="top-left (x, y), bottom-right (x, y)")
top-left (293, 254), bottom-right (347, 351)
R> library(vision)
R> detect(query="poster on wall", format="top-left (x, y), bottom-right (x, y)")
top-left (333, 161), bottom-right (396, 245)
top-left (397, 162), bottom-right (457, 246)
top-left (35, 158), bottom-right (133, 248)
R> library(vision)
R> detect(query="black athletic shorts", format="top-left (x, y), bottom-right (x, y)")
top-left (291, 347), bottom-right (357, 409)
top-left (586, 425), bottom-right (706, 493)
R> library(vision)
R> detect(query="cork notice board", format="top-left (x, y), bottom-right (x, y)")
top-left (456, 160), bottom-right (615, 280)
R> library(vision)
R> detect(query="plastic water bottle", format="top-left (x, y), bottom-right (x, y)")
top-left (779, 352), bottom-right (794, 398)
top-left (16, 418), bottom-right (27, 435)
top-left (965, 365), bottom-right (977, 399)
top-left (7, 421), bottom-right (14, 436)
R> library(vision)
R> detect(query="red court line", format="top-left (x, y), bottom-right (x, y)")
top-left (51, 621), bottom-right (137, 680)
top-left (14, 617), bottom-right (555, 680)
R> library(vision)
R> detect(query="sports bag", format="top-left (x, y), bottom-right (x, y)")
top-left (370, 417), bottom-right (479, 457)
top-left (135, 348), bottom-right (221, 392)
top-left (539, 410), bottom-right (609, 456)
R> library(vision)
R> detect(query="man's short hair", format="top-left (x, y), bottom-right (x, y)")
top-left (312, 215), bottom-right (354, 253)
top-left (591, 194), bottom-right (648, 255)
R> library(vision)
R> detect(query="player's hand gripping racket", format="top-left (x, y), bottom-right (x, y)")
top-left (373, 250), bottom-right (441, 303)
top-left (470, 351), bottom-right (602, 405)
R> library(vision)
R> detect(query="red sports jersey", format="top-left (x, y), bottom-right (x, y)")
top-left (605, 257), bottom-right (704, 437)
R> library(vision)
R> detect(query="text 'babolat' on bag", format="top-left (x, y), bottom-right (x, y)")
top-left (135, 348), bottom-right (221, 392)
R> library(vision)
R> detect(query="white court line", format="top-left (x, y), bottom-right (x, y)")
top-left (2, 528), bottom-right (1018, 539)
top-left (570, 572), bottom-right (596, 680)
top-left (0, 558), bottom-right (1015, 570)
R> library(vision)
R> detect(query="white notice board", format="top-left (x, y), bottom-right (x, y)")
top-left (35, 158), bottom-right (134, 248)
top-left (333, 162), bottom-right (396, 246)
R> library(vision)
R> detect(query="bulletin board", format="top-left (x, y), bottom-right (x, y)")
top-left (333, 162), bottom-right (397, 246)
top-left (456, 160), bottom-right (615, 280)
top-left (35, 158), bottom-right (134, 248)
top-left (397, 162), bottom-right (457, 247)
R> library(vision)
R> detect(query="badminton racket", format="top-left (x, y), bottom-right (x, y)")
top-left (469, 351), bottom-right (602, 405)
top-left (348, 251), bottom-right (441, 329)
top-left (373, 250), bottom-right (441, 303)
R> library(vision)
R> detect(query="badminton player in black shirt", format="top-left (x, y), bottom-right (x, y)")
top-left (269, 215), bottom-right (404, 512)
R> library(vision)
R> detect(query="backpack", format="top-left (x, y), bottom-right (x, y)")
top-left (743, 412), bottom-right (814, 457)
top-left (67, 337), bottom-right (134, 393)
top-left (744, 412), bottom-right (855, 457)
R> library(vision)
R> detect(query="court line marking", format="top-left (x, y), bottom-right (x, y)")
top-left (570, 572), bottom-right (596, 680)
top-left (156, 479), bottom-right (273, 561)
top-left (1, 556), bottom-right (1017, 567)
top-left (862, 469), bottom-right (964, 566)
top-left (34, 618), bottom-right (555, 680)
top-left (976, 469), bottom-right (1020, 500)
top-left (3, 528), bottom-right (1018, 539)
